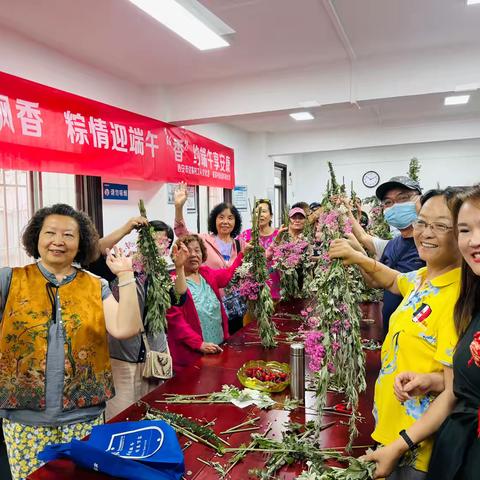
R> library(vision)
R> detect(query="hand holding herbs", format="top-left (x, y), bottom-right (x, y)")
top-left (136, 199), bottom-right (175, 334)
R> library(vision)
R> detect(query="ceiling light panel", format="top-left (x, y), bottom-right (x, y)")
top-left (444, 95), bottom-right (470, 105)
top-left (129, 0), bottom-right (231, 50)
top-left (290, 112), bottom-right (315, 121)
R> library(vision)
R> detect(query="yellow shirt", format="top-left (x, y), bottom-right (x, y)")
top-left (372, 266), bottom-right (460, 472)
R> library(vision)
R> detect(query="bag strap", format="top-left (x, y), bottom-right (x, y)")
top-left (141, 331), bottom-right (171, 356)
top-left (141, 331), bottom-right (151, 354)
top-left (234, 238), bottom-right (241, 253)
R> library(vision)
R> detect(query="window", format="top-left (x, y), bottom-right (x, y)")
top-left (0, 169), bottom-right (33, 267)
top-left (207, 186), bottom-right (225, 212)
top-left (274, 163), bottom-right (287, 228)
top-left (0, 169), bottom-right (81, 267)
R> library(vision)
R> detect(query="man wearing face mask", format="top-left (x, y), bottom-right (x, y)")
top-left (376, 176), bottom-right (425, 333)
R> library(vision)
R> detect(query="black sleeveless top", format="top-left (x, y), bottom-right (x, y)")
top-left (427, 311), bottom-right (480, 480)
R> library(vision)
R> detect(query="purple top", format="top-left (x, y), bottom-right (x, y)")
top-left (238, 228), bottom-right (278, 250)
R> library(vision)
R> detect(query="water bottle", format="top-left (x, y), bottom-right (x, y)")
top-left (290, 343), bottom-right (305, 402)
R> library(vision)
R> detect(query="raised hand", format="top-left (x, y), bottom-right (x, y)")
top-left (345, 232), bottom-right (364, 253)
top-left (274, 225), bottom-right (289, 244)
top-left (328, 238), bottom-right (363, 265)
top-left (106, 246), bottom-right (133, 277)
top-left (174, 182), bottom-right (188, 208)
top-left (124, 216), bottom-right (149, 234)
top-left (172, 242), bottom-right (189, 269)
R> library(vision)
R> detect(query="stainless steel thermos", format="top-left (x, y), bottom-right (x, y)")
top-left (290, 343), bottom-right (305, 401)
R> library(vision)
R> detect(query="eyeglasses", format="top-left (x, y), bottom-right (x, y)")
top-left (255, 198), bottom-right (271, 206)
top-left (381, 192), bottom-right (415, 208)
top-left (413, 220), bottom-right (453, 235)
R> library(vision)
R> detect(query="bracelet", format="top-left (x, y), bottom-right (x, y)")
top-left (118, 278), bottom-right (136, 287)
top-left (399, 429), bottom-right (417, 451)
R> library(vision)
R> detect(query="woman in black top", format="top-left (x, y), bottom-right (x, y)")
top-left (425, 187), bottom-right (480, 480)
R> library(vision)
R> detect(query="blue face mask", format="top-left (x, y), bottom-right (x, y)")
top-left (384, 202), bottom-right (417, 230)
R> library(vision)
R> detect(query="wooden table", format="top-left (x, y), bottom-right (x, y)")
top-left (29, 302), bottom-right (383, 480)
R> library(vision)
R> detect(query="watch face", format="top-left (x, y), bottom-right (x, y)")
top-left (362, 171), bottom-right (380, 188)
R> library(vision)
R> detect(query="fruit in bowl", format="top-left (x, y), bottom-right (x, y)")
top-left (237, 360), bottom-right (290, 393)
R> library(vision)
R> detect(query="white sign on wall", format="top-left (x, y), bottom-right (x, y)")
top-left (232, 185), bottom-right (248, 211)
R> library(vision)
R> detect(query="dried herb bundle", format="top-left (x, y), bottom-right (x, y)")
top-left (246, 200), bottom-right (278, 348)
top-left (137, 199), bottom-right (174, 334)
top-left (145, 408), bottom-right (226, 453)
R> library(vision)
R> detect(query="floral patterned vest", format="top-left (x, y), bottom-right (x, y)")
top-left (0, 264), bottom-right (114, 410)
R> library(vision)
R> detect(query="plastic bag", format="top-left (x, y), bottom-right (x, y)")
top-left (38, 420), bottom-right (184, 480)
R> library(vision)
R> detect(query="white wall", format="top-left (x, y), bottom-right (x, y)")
top-left (0, 25), bottom-right (177, 244)
top-left (282, 138), bottom-right (480, 205)
top-left (187, 124), bottom-right (274, 231)
top-left (0, 27), bottom-right (151, 116)
top-left (100, 179), bottom-right (203, 247)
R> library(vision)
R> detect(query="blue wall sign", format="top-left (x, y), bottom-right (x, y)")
top-left (103, 183), bottom-right (128, 200)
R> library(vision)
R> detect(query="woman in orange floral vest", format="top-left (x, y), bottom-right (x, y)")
top-left (0, 203), bottom-right (143, 480)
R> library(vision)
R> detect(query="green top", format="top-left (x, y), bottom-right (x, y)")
top-left (186, 276), bottom-right (224, 345)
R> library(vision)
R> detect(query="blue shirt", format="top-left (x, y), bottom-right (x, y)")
top-left (215, 237), bottom-right (233, 262)
top-left (380, 236), bottom-right (425, 332)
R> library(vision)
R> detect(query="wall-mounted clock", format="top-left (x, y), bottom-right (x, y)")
top-left (362, 170), bottom-right (380, 188)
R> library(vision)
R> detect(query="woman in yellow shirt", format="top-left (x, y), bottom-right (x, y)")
top-left (329, 189), bottom-right (462, 480)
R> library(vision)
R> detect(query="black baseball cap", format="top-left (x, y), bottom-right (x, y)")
top-left (376, 176), bottom-right (422, 201)
top-left (309, 202), bottom-right (322, 211)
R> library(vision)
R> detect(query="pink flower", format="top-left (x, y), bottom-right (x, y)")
top-left (307, 316), bottom-right (319, 328)
top-left (305, 331), bottom-right (326, 372)
top-left (338, 303), bottom-right (348, 314)
top-left (330, 319), bottom-right (341, 335)
top-left (343, 217), bottom-right (353, 234)
top-left (332, 341), bottom-right (341, 354)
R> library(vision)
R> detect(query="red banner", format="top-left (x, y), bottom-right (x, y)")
top-left (0, 71), bottom-right (234, 188)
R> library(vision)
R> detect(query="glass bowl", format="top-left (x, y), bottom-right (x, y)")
top-left (237, 360), bottom-right (290, 393)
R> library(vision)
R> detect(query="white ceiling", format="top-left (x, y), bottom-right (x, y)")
top-left (0, 0), bottom-right (479, 138)
top-left (0, 0), bottom-right (348, 85)
top-left (226, 92), bottom-right (480, 133)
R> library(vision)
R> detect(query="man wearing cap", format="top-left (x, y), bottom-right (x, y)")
top-left (375, 176), bottom-right (425, 333)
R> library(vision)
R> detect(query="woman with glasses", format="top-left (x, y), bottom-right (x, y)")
top-left (372, 186), bottom-right (480, 480)
top-left (174, 182), bottom-right (243, 271)
top-left (329, 189), bottom-right (462, 480)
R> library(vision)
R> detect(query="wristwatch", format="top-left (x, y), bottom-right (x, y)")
top-left (399, 429), bottom-right (417, 451)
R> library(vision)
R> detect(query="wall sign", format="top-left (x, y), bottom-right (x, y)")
top-left (186, 185), bottom-right (197, 213)
top-left (232, 185), bottom-right (248, 211)
top-left (103, 183), bottom-right (128, 200)
top-left (0, 70), bottom-right (235, 188)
